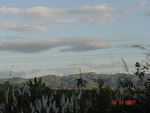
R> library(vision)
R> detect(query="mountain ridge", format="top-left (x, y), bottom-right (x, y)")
top-left (0, 72), bottom-right (150, 88)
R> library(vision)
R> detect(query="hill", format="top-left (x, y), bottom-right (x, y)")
top-left (0, 72), bottom-right (150, 88)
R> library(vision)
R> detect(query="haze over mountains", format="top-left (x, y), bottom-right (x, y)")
top-left (1, 72), bottom-right (150, 88)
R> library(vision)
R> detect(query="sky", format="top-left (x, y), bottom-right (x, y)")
top-left (0, 0), bottom-right (150, 78)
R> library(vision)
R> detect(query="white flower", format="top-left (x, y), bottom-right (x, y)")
top-left (17, 88), bottom-right (22, 95)
top-left (52, 100), bottom-right (59, 113)
top-left (22, 85), bottom-right (29, 95)
top-left (30, 103), bottom-right (35, 113)
top-left (78, 91), bottom-right (82, 100)
top-left (12, 87), bottom-right (17, 105)
top-left (42, 95), bottom-right (48, 109)
top-left (38, 100), bottom-right (42, 113)
top-left (61, 93), bottom-right (66, 106)
top-left (5, 87), bottom-right (10, 104)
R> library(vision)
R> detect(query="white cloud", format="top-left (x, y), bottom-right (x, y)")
top-left (81, 4), bottom-right (114, 12)
top-left (0, 35), bottom-right (42, 40)
top-left (49, 67), bottom-right (79, 75)
top-left (67, 4), bottom-right (115, 14)
top-left (77, 15), bottom-right (118, 25)
top-left (0, 21), bottom-right (50, 33)
top-left (0, 4), bottom-right (121, 25)
top-left (134, 0), bottom-right (149, 8)
top-left (28, 69), bottom-right (42, 74)
top-left (49, 67), bottom-right (96, 76)
top-left (139, 0), bottom-right (148, 7)
top-left (130, 0), bottom-right (149, 8)
top-left (68, 61), bottom-right (122, 70)
top-left (0, 6), bottom-right (75, 23)
top-left (49, 61), bottom-right (124, 75)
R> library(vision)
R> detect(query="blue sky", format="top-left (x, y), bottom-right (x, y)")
top-left (0, 0), bottom-right (150, 78)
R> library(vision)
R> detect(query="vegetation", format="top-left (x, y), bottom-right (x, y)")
top-left (0, 60), bottom-right (150, 112)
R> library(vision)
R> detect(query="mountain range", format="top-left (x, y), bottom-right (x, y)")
top-left (0, 72), bottom-right (150, 88)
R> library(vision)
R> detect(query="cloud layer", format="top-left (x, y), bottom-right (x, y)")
top-left (0, 69), bottom-right (26, 78)
top-left (0, 37), bottom-right (135, 53)
top-left (0, 4), bottom-right (118, 25)
top-left (68, 61), bottom-right (122, 70)
top-left (60, 38), bottom-right (110, 52)
top-left (0, 40), bottom-right (62, 53)
top-left (146, 12), bottom-right (150, 16)
top-left (49, 61), bottom-right (124, 75)
top-left (0, 21), bottom-right (50, 33)
top-left (119, 44), bottom-right (148, 51)
top-left (0, 38), bottom-right (109, 53)
top-left (28, 69), bottom-right (42, 74)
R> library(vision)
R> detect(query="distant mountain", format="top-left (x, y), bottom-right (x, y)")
top-left (0, 72), bottom-right (150, 88)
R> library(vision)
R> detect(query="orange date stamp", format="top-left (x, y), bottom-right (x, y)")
top-left (112, 100), bottom-right (136, 105)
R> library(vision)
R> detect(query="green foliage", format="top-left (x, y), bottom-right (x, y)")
top-left (94, 77), bottom-right (104, 88)
top-left (27, 77), bottom-right (46, 89)
top-left (134, 62), bottom-right (149, 79)
top-left (117, 77), bottom-right (134, 89)
top-left (76, 77), bottom-right (87, 89)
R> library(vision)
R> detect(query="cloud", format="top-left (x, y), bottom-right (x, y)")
top-left (67, 4), bottom-right (115, 14)
top-left (130, 44), bottom-right (146, 50)
top-left (0, 6), bottom-right (75, 23)
top-left (49, 67), bottom-right (96, 75)
top-left (0, 40), bottom-right (62, 53)
top-left (60, 37), bottom-right (134, 52)
top-left (0, 4), bottom-right (120, 25)
top-left (49, 67), bottom-right (79, 75)
top-left (107, 37), bottom-right (136, 42)
top-left (146, 11), bottom-right (150, 16)
top-left (0, 37), bottom-right (134, 53)
top-left (28, 69), bottom-right (42, 74)
top-left (77, 15), bottom-right (118, 25)
top-left (68, 61), bottom-right (122, 69)
top-left (69, 4), bottom-right (118, 24)
top-left (12, 71), bottom-right (27, 77)
top-left (0, 70), bottom-right (11, 78)
top-left (68, 61), bottom-right (101, 69)
top-left (130, 0), bottom-right (149, 8)
top-left (0, 69), bottom-right (26, 78)
top-left (50, 61), bottom-right (123, 75)
top-left (60, 38), bottom-right (110, 52)
top-left (119, 44), bottom-right (146, 51)
top-left (0, 21), bottom-right (50, 33)
top-left (0, 35), bottom-right (42, 40)
top-left (139, 0), bottom-right (148, 7)
top-left (0, 37), bottom-right (110, 53)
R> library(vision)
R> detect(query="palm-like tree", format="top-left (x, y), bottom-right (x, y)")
top-left (77, 68), bottom-right (86, 89)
